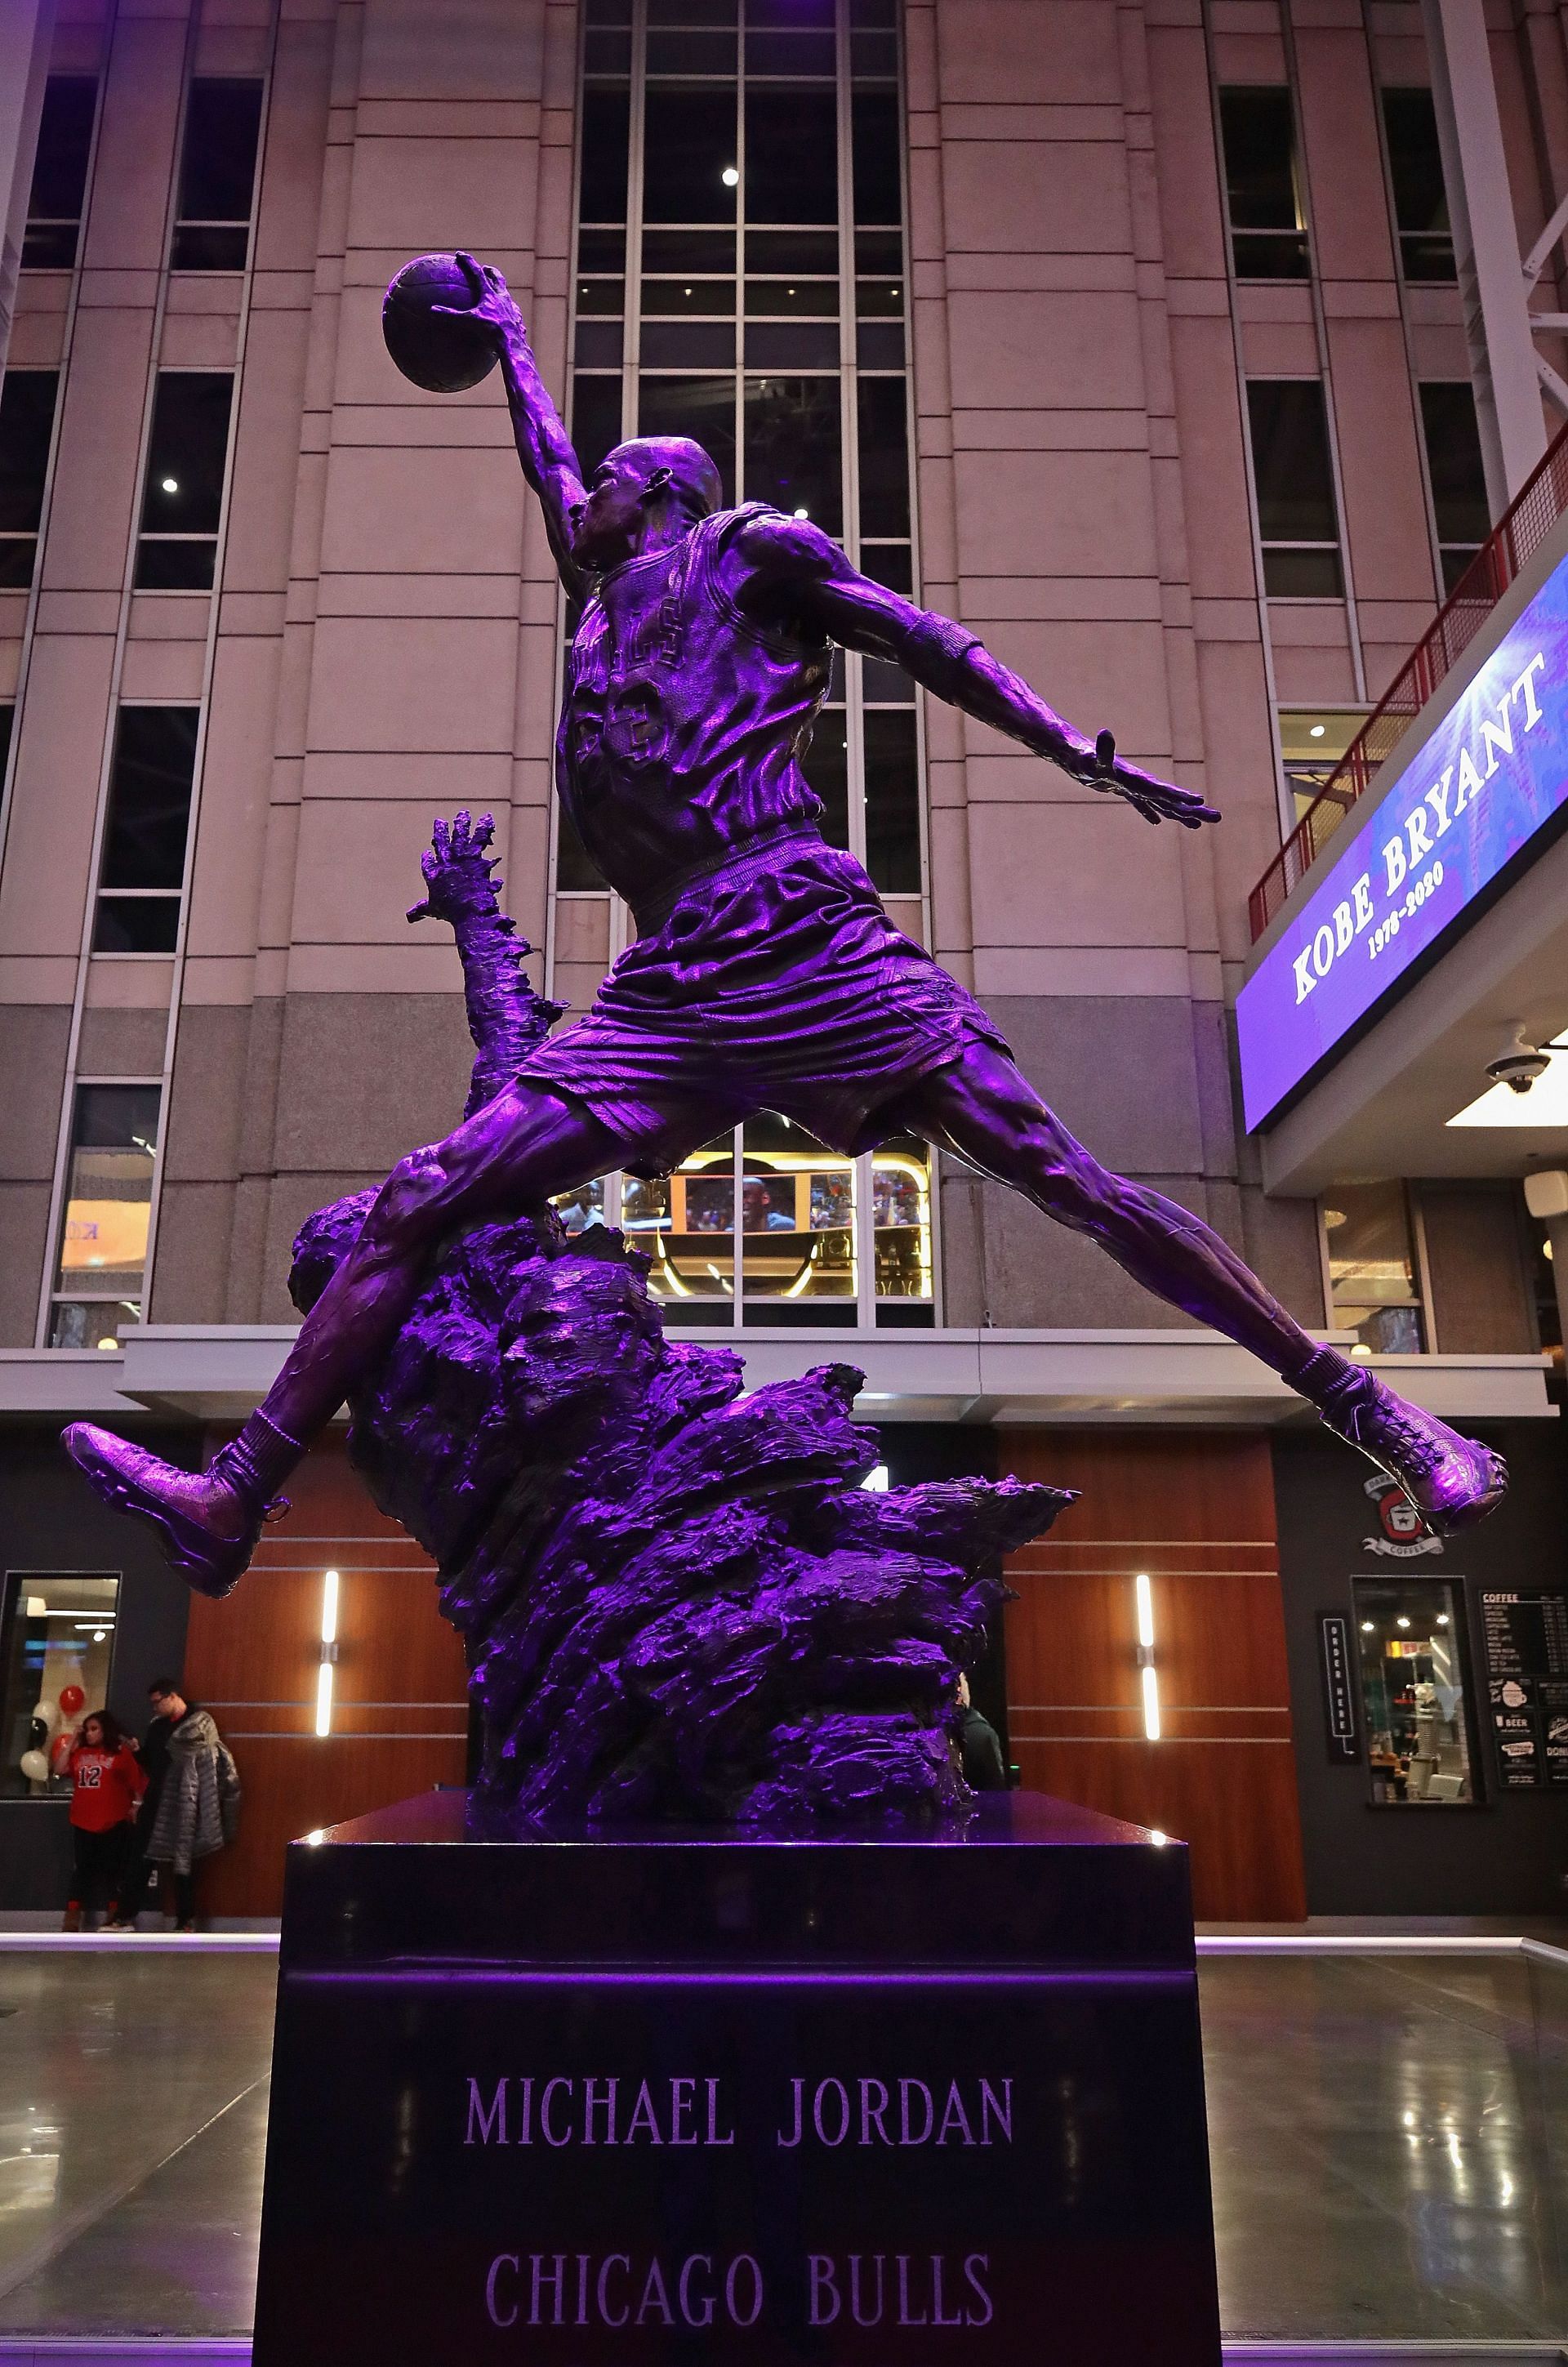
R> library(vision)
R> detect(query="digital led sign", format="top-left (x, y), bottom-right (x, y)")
top-left (1237, 545), bottom-right (1568, 1129)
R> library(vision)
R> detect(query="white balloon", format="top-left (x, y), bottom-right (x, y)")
top-left (18, 1750), bottom-right (48, 1784)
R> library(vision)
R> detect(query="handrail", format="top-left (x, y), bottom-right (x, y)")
top-left (1247, 419), bottom-right (1568, 941)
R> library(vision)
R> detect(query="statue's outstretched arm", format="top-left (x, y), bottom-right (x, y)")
top-left (735, 514), bottom-right (1218, 830)
top-left (407, 812), bottom-right (566, 1118)
top-left (434, 254), bottom-right (591, 603)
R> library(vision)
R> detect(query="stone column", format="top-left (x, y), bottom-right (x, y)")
top-left (1420, 0), bottom-right (1548, 506)
top-left (1523, 1169), bottom-right (1568, 1351)
top-left (0, 0), bottom-right (55, 381)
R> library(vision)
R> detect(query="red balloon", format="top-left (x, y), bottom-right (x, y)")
top-left (58, 1684), bottom-right (85, 1716)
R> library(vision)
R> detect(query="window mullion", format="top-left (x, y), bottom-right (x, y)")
top-left (624, 0), bottom-right (647, 444)
top-left (732, 1121), bottom-right (744, 1326)
top-left (836, 0), bottom-right (868, 872)
top-left (734, 38), bottom-right (746, 501)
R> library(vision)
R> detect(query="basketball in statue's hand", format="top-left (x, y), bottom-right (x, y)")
top-left (382, 252), bottom-right (499, 393)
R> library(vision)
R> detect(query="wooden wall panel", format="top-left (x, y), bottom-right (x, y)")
top-left (180, 1439), bottom-right (468, 1917)
top-left (999, 1429), bottom-right (1307, 1923)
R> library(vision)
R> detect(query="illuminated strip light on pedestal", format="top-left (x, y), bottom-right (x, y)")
top-left (314, 1568), bottom-right (339, 1738)
top-left (1134, 1570), bottom-right (1161, 1741)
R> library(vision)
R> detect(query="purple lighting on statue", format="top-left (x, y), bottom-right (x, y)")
top-left (283, 814), bottom-right (1075, 1830)
top-left (56, 252), bottom-right (1510, 1718)
top-left (1237, 547), bottom-right (1568, 1129)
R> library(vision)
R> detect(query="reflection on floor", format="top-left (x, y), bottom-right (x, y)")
top-left (1203, 1954), bottom-right (1568, 2342)
top-left (0, 1950), bottom-right (1562, 2342)
top-left (0, 1953), bottom-right (272, 2340)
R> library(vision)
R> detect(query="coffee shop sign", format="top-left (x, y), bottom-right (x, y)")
top-left (1362, 1472), bottom-right (1443, 1559)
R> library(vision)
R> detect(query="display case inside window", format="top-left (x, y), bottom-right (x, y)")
top-left (737, 1115), bottom-right (857, 1317)
top-left (871, 1131), bottom-right (933, 1312)
top-left (552, 1175), bottom-right (607, 1235)
top-left (0, 1574), bottom-right (121, 1799)
top-left (559, 1112), bottom-right (934, 1325)
top-left (1352, 1578), bottom-right (1475, 1803)
top-left (1321, 1180), bottom-right (1426, 1353)
top-left (625, 1132), bottom-right (736, 1316)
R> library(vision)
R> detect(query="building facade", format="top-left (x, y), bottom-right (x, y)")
top-left (1, 0), bottom-right (1564, 1919)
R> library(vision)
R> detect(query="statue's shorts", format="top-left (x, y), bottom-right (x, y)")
top-left (514, 829), bottom-right (1011, 1163)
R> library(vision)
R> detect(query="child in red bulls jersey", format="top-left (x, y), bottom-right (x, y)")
top-left (64, 1711), bottom-right (145, 1931)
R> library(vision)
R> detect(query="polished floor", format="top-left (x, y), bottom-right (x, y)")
top-left (0, 1950), bottom-right (1562, 2344)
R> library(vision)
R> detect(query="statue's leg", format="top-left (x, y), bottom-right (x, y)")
top-left (894, 1039), bottom-right (1506, 1534)
top-left (61, 1085), bottom-right (703, 1597)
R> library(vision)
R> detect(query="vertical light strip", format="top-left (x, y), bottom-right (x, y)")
top-left (314, 1567), bottom-right (339, 1737)
top-left (1134, 1571), bottom-right (1161, 1741)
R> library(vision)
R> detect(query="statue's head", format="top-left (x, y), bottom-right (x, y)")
top-left (572, 435), bottom-right (723, 568)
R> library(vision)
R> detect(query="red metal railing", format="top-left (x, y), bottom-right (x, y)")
top-left (1247, 418), bottom-right (1568, 941)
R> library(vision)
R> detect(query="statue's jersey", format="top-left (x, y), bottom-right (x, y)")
top-left (526, 501), bottom-right (1009, 1160)
top-left (556, 504), bottom-right (831, 909)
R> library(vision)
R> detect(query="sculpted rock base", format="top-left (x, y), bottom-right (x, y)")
top-left (291, 1196), bottom-right (1069, 1825)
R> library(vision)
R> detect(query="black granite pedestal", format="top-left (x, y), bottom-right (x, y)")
top-left (252, 1790), bottom-right (1222, 2365)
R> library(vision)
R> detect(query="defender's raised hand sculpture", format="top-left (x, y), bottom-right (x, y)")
top-left (405, 809), bottom-right (566, 1119)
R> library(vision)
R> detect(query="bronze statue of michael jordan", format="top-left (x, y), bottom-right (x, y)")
top-left (62, 257), bottom-right (1506, 1593)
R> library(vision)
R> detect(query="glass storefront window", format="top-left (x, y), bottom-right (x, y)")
top-left (871, 1131), bottom-right (933, 1307)
top-left (1276, 707), bottom-right (1367, 830)
top-left (552, 1176), bottom-right (607, 1234)
top-left (633, 1132), bottom-right (737, 1313)
top-left (1352, 1578), bottom-right (1475, 1803)
top-left (566, 0), bottom-right (921, 900)
top-left (1321, 1181), bottom-right (1425, 1354)
top-left (0, 1573), bottom-right (121, 1799)
top-left (49, 1083), bottom-right (161, 1348)
top-left (554, 1117), bottom-right (935, 1325)
top-left (738, 1116), bottom-right (857, 1309)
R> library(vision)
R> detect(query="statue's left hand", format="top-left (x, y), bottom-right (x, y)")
top-left (1067, 730), bottom-right (1220, 829)
top-left (408, 810), bottom-right (500, 925)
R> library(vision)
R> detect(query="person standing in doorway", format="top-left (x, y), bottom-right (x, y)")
top-left (105, 1678), bottom-right (181, 1929)
top-left (953, 1674), bottom-right (1009, 1793)
top-left (63, 1711), bottom-right (145, 1931)
top-left (144, 1688), bottom-right (241, 1931)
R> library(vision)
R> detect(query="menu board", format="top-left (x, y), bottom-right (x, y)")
top-left (1480, 1590), bottom-right (1568, 1790)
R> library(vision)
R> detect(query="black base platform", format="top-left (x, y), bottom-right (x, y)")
top-left (252, 1790), bottom-right (1223, 2365)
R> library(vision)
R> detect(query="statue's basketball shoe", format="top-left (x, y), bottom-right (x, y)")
top-left (1309, 1360), bottom-right (1506, 1536)
top-left (61, 1414), bottom-right (300, 1598)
